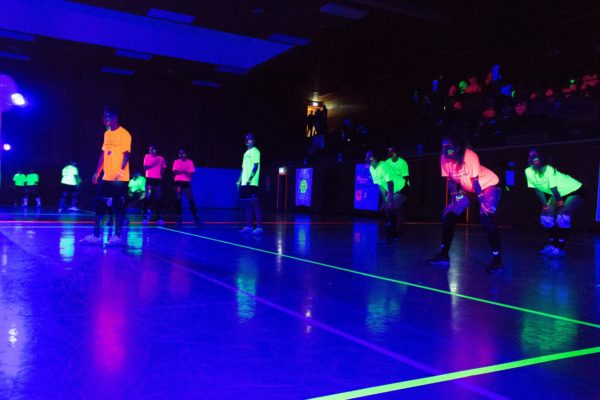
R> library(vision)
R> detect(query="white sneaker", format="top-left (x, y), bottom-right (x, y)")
top-left (252, 227), bottom-right (263, 235)
top-left (79, 234), bottom-right (102, 245)
top-left (239, 226), bottom-right (253, 233)
top-left (106, 235), bottom-right (122, 247)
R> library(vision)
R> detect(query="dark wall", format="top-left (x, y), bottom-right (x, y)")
top-left (280, 140), bottom-right (600, 229)
top-left (0, 58), bottom-right (306, 205)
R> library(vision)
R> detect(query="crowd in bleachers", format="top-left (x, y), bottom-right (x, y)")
top-left (412, 64), bottom-right (599, 145)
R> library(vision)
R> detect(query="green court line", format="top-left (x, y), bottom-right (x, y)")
top-left (307, 346), bottom-right (600, 399)
top-left (160, 227), bottom-right (600, 330)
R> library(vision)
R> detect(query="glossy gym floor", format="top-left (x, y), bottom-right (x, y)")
top-left (0, 208), bottom-right (599, 399)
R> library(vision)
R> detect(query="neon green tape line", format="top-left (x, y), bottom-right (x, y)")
top-left (308, 346), bottom-right (600, 399)
top-left (159, 227), bottom-right (600, 329)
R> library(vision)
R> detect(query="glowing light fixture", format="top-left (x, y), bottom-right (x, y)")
top-left (312, 102), bottom-right (319, 106)
top-left (10, 93), bottom-right (26, 106)
top-left (278, 167), bottom-right (287, 175)
top-left (3, 144), bottom-right (11, 151)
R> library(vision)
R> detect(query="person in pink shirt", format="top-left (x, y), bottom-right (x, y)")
top-left (142, 145), bottom-right (166, 224)
top-left (428, 135), bottom-right (503, 273)
top-left (172, 149), bottom-right (200, 225)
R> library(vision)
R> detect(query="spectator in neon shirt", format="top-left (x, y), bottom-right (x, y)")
top-left (58, 162), bottom-right (81, 212)
top-left (525, 149), bottom-right (584, 257)
top-left (172, 149), bottom-right (201, 225)
top-left (465, 76), bottom-right (481, 94)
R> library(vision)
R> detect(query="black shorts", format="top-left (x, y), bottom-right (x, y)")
top-left (97, 180), bottom-right (128, 199)
top-left (240, 185), bottom-right (260, 199)
top-left (61, 183), bottom-right (79, 193)
top-left (146, 178), bottom-right (163, 187)
top-left (174, 181), bottom-right (191, 189)
top-left (25, 185), bottom-right (39, 196)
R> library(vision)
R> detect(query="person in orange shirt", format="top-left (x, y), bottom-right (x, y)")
top-left (172, 149), bottom-right (201, 225)
top-left (80, 107), bottom-right (131, 246)
top-left (142, 145), bottom-right (166, 225)
top-left (428, 135), bottom-right (503, 273)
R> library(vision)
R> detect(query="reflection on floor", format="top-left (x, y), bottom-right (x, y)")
top-left (0, 208), bottom-right (599, 399)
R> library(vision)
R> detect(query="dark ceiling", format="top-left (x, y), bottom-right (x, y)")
top-left (1, 0), bottom-right (599, 98)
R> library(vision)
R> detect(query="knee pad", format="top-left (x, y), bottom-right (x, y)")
top-left (540, 215), bottom-right (555, 228)
top-left (480, 214), bottom-right (497, 231)
top-left (556, 214), bottom-right (571, 228)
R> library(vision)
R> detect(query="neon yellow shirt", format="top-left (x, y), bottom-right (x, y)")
top-left (525, 165), bottom-right (581, 196)
top-left (369, 162), bottom-right (389, 191)
top-left (129, 176), bottom-right (146, 193)
top-left (102, 126), bottom-right (131, 181)
top-left (26, 173), bottom-right (39, 186)
top-left (242, 147), bottom-right (260, 186)
top-left (386, 157), bottom-right (409, 192)
top-left (13, 173), bottom-right (26, 187)
top-left (61, 165), bottom-right (80, 186)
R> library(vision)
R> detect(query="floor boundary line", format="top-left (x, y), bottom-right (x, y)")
top-left (307, 346), bottom-right (600, 399)
top-left (159, 227), bottom-right (600, 330)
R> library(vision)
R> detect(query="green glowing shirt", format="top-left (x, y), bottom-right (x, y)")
top-left (26, 173), bottom-right (39, 186)
top-left (128, 176), bottom-right (146, 193)
top-left (241, 147), bottom-right (260, 186)
top-left (61, 165), bottom-right (80, 186)
top-left (525, 165), bottom-right (581, 196)
top-left (369, 162), bottom-right (389, 191)
top-left (386, 157), bottom-right (409, 192)
top-left (13, 173), bottom-right (26, 187)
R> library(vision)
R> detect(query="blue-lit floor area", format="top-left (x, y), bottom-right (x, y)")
top-left (0, 208), bottom-right (599, 399)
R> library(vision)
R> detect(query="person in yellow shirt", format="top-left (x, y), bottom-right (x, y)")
top-left (13, 169), bottom-right (27, 207)
top-left (385, 146), bottom-right (410, 238)
top-left (58, 162), bottom-right (81, 212)
top-left (366, 150), bottom-right (394, 240)
top-left (525, 148), bottom-right (584, 257)
top-left (25, 169), bottom-right (41, 208)
top-left (80, 107), bottom-right (131, 246)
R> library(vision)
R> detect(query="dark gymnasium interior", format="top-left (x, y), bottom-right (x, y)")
top-left (0, 1), bottom-right (600, 399)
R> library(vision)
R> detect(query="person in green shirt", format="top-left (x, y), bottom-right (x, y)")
top-left (128, 171), bottom-right (146, 211)
top-left (366, 150), bottom-right (395, 240)
top-left (12, 170), bottom-right (27, 207)
top-left (525, 148), bottom-right (584, 257)
top-left (237, 133), bottom-right (262, 234)
top-left (385, 146), bottom-right (410, 238)
top-left (25, 169), bottom-right (41, 208)
top-left (59, 162), bottom-right (81, 212)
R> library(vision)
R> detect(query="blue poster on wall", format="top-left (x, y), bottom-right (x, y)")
top-left (295, 168), bottom-right (313, 207)
top-left (354, 164), bottom-right (379, 211)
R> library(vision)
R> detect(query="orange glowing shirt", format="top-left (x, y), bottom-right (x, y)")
top-left (102, 126), bottom-right (131, 181)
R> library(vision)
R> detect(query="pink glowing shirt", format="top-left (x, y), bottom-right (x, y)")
top-left (143, 154), bottom-right (166, 179)
top-left (172, 159), bottom-right (195, 182)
